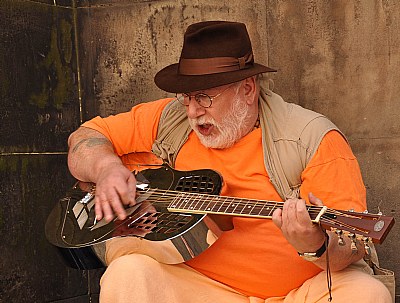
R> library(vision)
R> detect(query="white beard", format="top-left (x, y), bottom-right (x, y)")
top-left (188, 91), bottom-right (252, 149)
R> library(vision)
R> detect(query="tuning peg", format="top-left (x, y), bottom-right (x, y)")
top-left (348, 233), bottom-right (358, 252)
top-left (362, 237), bottom-right (371, 259)
top-left (335, 229), bottom-right (346, 246)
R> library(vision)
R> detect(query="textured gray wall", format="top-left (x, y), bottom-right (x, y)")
top-left (266, 3), bottom-right (399, 300)
top-left (0, 0), bottom-right (398, 302)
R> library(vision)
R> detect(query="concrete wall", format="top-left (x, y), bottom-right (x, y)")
top-left (0, 0), bottom-right (398, 302)
top-left (267, 3), bottom-right (399, 300)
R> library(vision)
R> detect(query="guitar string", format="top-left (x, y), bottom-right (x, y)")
top-left (117, 200), bottom-right (372, 237)
top-left (141, 194), bottom-right (326, 215)
top-left (126, 197), bottom-right (372, 236)
top-left (135, 188), bottom-right (357, 217)
top-left (139, 198), bottom-right (370, 234)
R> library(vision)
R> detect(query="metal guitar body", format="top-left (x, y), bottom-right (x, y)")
top-left (45, 164), bottom-right (223, 269)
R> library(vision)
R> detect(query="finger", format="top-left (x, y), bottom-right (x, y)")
top-left (284, 199), bottom-right (297, 227)
top-left (94, 198), bottom-right (104, 221)
top-left (106, 194), bottom-right (127, 221)
top-left (102, 183), bottom-right (129, 219)
top-left (308, 192), bottom-right (324, 206)
top-left (117, 186), bottom-right (134, 206)
top-left (272, 208), bottom-right (283, 229)
top-left (296, 199), bottom-right (314, 226)
top-left (96, 191), bottom-right (125, 222)
top-left (126, 174), bottom-right (137, 206)
top-left (101, 200), bottom-right (117, 222)
top-left (95, 193), bottom-right (111, 221)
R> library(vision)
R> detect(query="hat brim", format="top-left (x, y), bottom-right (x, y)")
top-left (154, 63), bottom-right (276, 93)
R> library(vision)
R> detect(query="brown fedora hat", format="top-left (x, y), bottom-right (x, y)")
top-left (154, 21), bottom-right (276, 93)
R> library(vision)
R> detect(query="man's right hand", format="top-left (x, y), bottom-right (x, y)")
top-left (94, 162), bottom-right (137, 222)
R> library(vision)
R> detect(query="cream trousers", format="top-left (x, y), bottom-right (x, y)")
top-left (99, 239), bottom-right (392, 303)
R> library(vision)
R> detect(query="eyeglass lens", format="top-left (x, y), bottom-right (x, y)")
top-left (176, 93), bottom-right (212, 108)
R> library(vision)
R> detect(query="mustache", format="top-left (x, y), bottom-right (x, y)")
top-left (189, 117), bottom-right (220, 131)
top-left (190, 117), bottom-right (214, 125)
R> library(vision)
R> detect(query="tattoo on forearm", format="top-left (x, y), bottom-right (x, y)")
top-left (72, 138), bottom-right (111, 153)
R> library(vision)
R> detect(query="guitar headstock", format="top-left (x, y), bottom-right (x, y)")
top-left (319, 209), bottom-right (395, 244)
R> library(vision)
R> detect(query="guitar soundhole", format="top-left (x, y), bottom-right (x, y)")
top-left (175, 175), bottom-right (215, 194)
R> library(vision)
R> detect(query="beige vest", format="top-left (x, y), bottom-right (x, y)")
top-left (152, 87), bottom-right (342, 200)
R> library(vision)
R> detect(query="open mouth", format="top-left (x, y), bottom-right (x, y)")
top-left (197, 123), bottom-right (214, 136)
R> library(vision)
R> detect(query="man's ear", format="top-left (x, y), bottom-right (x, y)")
top-left (242, 76), bottom-right (258, 105)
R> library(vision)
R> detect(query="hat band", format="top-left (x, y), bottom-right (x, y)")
top-left (178, 52), bottom-right (254, 76)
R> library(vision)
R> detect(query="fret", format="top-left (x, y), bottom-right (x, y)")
top-left (257, 202), bottom-right (267, 216)
top-left (268, 202), bottom-right (280, 217)
top-left (169, 192), bottom-right (186, 209)
top-left (187, 194), bottom-right (200, 210)
top-left (191, 193), bottom-right (204, 211)
top-left (169, 193), bottom-right (180, 209)
top-left (200, 196), bottom-right (211, 212)
top-left (228, 198), bottom-right (241, 214)
top-left (217, 197), bottom-right (232, 213)
top-left (232, 198), bottom-right (245, 214)
top-left (256, 202), bottom-right (275, 217)
top-left (214, 196), bottom-right (227, 213)
top-left (204, 196), bottom-right (219, 212)
top-left (182, 194), bottom-right (192, 210)
top-left (239, 199), bottom-right (254, 215)
top-left (249, 202), bottom-right (265, 216)
top-left (172, 193), bottom-right (196, 210)
top-left (179, 193), bottom-right (190, 209)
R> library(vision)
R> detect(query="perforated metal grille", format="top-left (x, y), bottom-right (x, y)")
top-left (128, 212), bottom-right (193, 234)
top-left (175, 175), bottom-right (215, 193)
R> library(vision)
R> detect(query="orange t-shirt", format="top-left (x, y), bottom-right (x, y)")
top-left (83, 98), bottom-right (366, 298)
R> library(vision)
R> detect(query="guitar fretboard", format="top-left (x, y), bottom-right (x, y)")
top-left (168, 192), bottom-right (315, 219)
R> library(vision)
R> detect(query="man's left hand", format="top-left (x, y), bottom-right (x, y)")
top-left (272, 192), bottom-right (327, 254)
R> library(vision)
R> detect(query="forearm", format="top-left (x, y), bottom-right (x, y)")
top-left (68, 126), bottom-right (123, 182)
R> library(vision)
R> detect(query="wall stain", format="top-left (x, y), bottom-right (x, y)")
top-left (29, 15), bottom-right (74, 110)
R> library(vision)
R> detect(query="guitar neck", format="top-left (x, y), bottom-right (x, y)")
top-left (164, 190), bottom-right (395, 245)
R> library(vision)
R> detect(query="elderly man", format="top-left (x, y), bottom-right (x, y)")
top-left (67, 21), bottom-right (391, 302)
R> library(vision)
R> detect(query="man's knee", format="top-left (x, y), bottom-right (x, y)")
top-left (101, 254), bottom-right (160, 287)
top-left (333, 269), bottom-right (392, 302)
top-left (355, 275), bottom-right (392, 302)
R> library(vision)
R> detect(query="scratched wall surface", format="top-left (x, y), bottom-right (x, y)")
top-left (0, 0), bottom-right (399, 302)
top-left (76, 0), bottom-right (271, 119)
top-left (0, 1), bottom-right (103, 302)
top-left (266, 2), bottom-right (400, 301)
top-left (0, 1), bottom-right (79, 153)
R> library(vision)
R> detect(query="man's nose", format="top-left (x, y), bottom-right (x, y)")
top-left (186, 98), bottom-right (206, 119)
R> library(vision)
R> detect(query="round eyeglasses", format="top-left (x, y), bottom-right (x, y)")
top-left (175, 83), bottom-right (236, 108)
